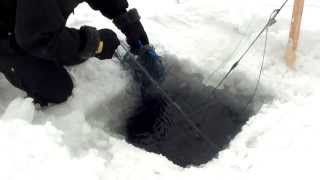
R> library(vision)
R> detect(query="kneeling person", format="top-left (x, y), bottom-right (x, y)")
top-left (0, 0), bottom-right (149, 106)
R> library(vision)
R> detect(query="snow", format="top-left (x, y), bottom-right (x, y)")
top-left (1, 0), bottom-right (320, 179)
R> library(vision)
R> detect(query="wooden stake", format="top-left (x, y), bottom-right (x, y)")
top-left (285, 0), bottom-right (304, 69)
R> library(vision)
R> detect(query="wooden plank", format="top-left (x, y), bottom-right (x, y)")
top-left (285, 0), bottom-right (304, 69)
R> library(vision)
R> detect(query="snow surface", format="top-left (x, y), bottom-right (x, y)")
top-left (1, 0), bottom-right (320, 179)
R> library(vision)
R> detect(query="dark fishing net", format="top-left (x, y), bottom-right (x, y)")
top-left (121, 49), bottom-right (252, 167)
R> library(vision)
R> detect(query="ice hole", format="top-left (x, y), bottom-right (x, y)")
top-left (109, 54), bottom-right (273, 167)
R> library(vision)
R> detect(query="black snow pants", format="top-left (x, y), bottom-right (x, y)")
top-left (0, 33), bottom-right (74, 105)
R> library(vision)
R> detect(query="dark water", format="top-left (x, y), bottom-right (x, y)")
top-left (123, 56), bottom-right (257, 167)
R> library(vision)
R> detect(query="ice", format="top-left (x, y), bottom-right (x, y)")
top-left (1, 0), bottom-right (320, 179)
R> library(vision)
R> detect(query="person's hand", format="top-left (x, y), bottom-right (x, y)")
top-left (113, 9), bottom-right (149, 54)
top-left (95, 29), bottom-right (120, 60)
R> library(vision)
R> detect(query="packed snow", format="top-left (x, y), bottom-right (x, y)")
top-left (1, 0), bottom-right (320, 179)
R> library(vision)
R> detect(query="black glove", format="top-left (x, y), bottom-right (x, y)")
top-left (95, 29), bottom-right (120, 60)
top-left (113, 9), bottom-right (149, 53)
top-left (79, 26), bottom-right (119, 60)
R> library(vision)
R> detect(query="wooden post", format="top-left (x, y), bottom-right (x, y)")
top-left (285, 0), bottom-right (304, 69)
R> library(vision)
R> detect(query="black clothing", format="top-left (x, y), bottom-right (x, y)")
top-left (96, 29), bottom-right (120, 59)
top-left (0, 37), bottom-right (73, 105)
top-left (79, 26), bottom-right (101, 60)
top-left (86, 0), bottom-right (128, 19)
top-left (113, 9), bottom-right (149, 53)
top-left (0, 0), bottom-right (16, 32)
top-left (0, 0), bottom-right (128, 65)
top-left (0, 0), bottom-right (128, 104)
top-left (14, 0), bottom-right (128, 64)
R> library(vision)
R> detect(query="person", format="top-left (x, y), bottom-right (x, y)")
top-left (0, 0), bottom-right (149, 106)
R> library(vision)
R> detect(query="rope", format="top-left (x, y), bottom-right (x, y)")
top-left (205, 16), bottom-right (256, 83)
top-left (215, 0), bottom-right (288, 89)
top-left (243, 27), bottom-right (269, 113)
top-left (190, 0), bottom-right (289, 116)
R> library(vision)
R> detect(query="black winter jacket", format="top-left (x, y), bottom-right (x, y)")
top-left (0, 0), bottom-right (128, 64)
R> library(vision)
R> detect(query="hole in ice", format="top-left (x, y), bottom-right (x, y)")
top-left (119, 54), bottom-right (273, 167)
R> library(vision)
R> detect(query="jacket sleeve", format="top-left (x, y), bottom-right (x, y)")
top-left (15, 0), bottom-right (100, 65)
top-left (87, 0), bottom-right (129, 19)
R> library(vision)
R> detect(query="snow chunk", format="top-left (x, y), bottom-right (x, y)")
top-left (1, 98), bottom-right (35, 123)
